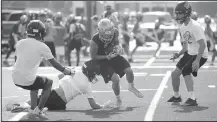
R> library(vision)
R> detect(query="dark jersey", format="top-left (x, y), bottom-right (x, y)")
top-left (92, 28), bottom-right (119, 55)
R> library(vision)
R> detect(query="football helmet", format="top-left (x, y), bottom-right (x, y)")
top-left (123, 12), bottom-right (129, 22)
top-left (26, 20), bottom-right (46, 41)
top-left (191, 11), bottom-right (198, 21)
top-left (174, 1), bottom-right (192, 24)
top-left (82, 60), bottom-right (101, 83)
top-left (136, 11), bottom-right (143, 22)
top-left (204, 15), bottom-right (211, 24)
top-left (98, 18), bottom-right (115, 45)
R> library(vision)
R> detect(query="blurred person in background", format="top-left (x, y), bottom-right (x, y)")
top-left (3, 15), bottom-right (28, 66)
top-left (79, 12), bottom-right (90, 57)
top-left (66, 14), bottom-right (86, 66)
top-left (191, 11), bottom-right (198, 21)
top-left (151, 16), bottom-right (166, 57)
top-left (102, 5), bottom-right (113, 18)
top-left (54, 12), bottom-right (63, 26)
top-left (91, 15), bottom-right (100, 35)
top-left (120, 12), bottom-right (131, 61)
top-left (129, 12), bottom-right (150, 62)
top-left (204, 15), bottom-right (217, 65)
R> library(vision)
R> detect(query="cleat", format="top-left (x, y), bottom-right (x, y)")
top-left (167, 96), bottom-right (182, 102)
top-left (128, 86), bottom-right (144, 98)
top-left (182, 98), bottom-right (198, 106)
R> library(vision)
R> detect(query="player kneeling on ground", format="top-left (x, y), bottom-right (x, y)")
top-left (11, 20), bottom-right (75, 116)
top-left (168, 2), bottom-right (208, 106)
top-left (10, 60), bottom-right (115, 112)
top-left (90, 18), bottom-right (144, 107)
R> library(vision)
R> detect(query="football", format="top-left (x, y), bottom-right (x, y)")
top-left (105, 44), bottom-right (123, 55)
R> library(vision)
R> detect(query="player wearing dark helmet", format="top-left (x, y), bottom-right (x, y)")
top-left (168, 2), bottom-right (208, 106)
top-left (11, 60), bottom-right (115, 112)
top-left (12, 20), bottom-right (76, 116)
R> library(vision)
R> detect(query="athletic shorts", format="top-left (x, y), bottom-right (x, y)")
top-left (15, 76), bottom-right (51, 91)
top-left (38, 90), bottom-right (66, 110)
top-left (99, 55), bottom-right (131, 83)
top-left (67, 39), bottom-right (82, 52)
top-left (176, 52), bottom-right (207, 77)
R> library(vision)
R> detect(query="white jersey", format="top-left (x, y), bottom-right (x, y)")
top-left (59, 70), bottom-right (93, 103)
top-left (180, 19), bottom-right (208, 58)
top-left (12, 38), bottom-right (54, 86)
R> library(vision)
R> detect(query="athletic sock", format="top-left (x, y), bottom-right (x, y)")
top-left (173, 92), bottom-right (180, 98)
top-left (189, 91), bottom-right (196, 100)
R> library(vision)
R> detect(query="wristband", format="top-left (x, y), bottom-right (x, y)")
top-left (63, 67), bottom-right (71, 75)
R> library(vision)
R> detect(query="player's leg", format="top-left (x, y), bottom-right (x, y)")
top-left (110, 55), bottom-right (144, 98)
top-left (210, 49), bottom-right (217, 65)
top-left (66, 41), bottom-right (73, 66)
top-left (167, 53), bottom-right (190, 102)
top-left (182, 56), bottom-right (207, 106)
top-left (75, 45), bottom-right (81, 66)
top-left (153, 42), bottom-right (161, 57)
top-left (100, 60), bottom-right (122, 106)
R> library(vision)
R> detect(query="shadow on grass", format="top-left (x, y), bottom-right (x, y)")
top-left (49, 106), bottom-right (141, 119)
top-left (171, 102), bottom-right (209, 113)
top-left (19, 114), bottom-right (49, 121)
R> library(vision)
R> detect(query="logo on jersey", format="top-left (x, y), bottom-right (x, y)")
top-left (183, 31), bottom-right (192, 44)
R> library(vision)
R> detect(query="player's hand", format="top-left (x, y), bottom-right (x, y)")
top-left (101, 100), bottom-right (116, 109)
top-left (107, 53), bottom-right (118, 60)
top-left (63, 67), bottom-right (76, 76)
top-left (170, 53), bottom-right (180, 60)
top-left (70, 67), bottom-right (76, 77)
top-left (192, 59), bottom-right (200, 72)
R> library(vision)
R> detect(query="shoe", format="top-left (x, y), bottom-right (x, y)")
top-left (182, 98), bottom-right (198, 106)
top-left (32, 106), bottom-right (47, 117)
top-left (128, 85), bottom-right (144, 98)
top-left (128, 58), bottom-right (133, 63)
top-left (167, 96), bottom-right (182, 102)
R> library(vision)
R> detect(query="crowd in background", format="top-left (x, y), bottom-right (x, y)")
top-left (3, 5), bottom-right (217, 67)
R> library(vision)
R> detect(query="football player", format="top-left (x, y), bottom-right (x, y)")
top-left (11, 60), bottom-right (115, 112)
top-left (90, 18), bottom-right (144, 107)
top-left (12, 20), bottom-right (75, 116)
top-left (168, 2), bottom-right (208, 106)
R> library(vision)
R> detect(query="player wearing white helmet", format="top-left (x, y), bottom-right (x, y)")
top-left (12, 20), bottom-right (75, 116)
top-left (90, 18), bottom-right (144, 107)
top-left (168, 2), bottom-right (208, 106)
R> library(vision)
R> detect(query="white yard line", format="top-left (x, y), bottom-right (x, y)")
top-left (144, 70), bottom-right (171, 121)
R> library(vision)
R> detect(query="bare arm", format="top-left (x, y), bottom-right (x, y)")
top-left (89, 41), bottom-right (108, 60)
top-left (195, 39), bottom-right (206, 61)
top-left (48, 58), bottom-right (72, 75)
top-left (87, 98), bottom-right (103, 109)
top-left (178, 41), bottom-right (188, 56)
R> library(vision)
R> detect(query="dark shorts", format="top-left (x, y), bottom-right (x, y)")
top-left (38, 90), bottom-right (66, 110)
top-left (99, 55), bottom-right (131, 83)
top-left (135, 37), bottom-right (144, 46)
top-left (122, 34), bottom-right (130, 47)
top-left (67, 39), bottom-right (82, 52)
top-left (45, 42), bottom-right (56, 58)
top-left (15, 76), bottom-right (51, 91)
top-left (176, 52), bottom-right (207, 77)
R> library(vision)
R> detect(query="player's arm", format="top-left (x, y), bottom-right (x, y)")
top-left (87, 98), bottom-right (103, 109)
top-left (178, 41), bottom-right (188, 56)
top-left (193, 26), bottom-right (206, 61)
top-left (41, 44), bottom-right (73, 75)
top-left (90, 41), bottom-right (108, 60)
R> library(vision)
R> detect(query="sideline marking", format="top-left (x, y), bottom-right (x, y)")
top-left (144, 70), bottom-right (171, 121)
top-left (143, 49), bottom-right (161, 68)
top-left (9, 112), bottom-right (28, 121)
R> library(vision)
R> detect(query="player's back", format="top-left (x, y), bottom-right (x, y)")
top-left (59, 70), bottom-right (92, 102)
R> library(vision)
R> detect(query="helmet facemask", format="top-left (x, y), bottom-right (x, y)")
top-left (98, 19), bottom-right (115, 45)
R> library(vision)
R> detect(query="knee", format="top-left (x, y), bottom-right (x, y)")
top-left (124, 68), bottom-right (133, 75)
top-left (171, 70), bottom-right (180, 79)
top-left (45, 79), bottom-right (53, 89)
top-left (111, 73), bottom-right (120, 84)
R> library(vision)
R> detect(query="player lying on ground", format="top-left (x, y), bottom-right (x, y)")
top-left (10, 60), bottom-right (116, 113)
top-left (90, 18), bottom-right (144, 107)
top-left (168, 2), bottom-right (208, 106)
top-left (11, 20), bottom-right (75, 115)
